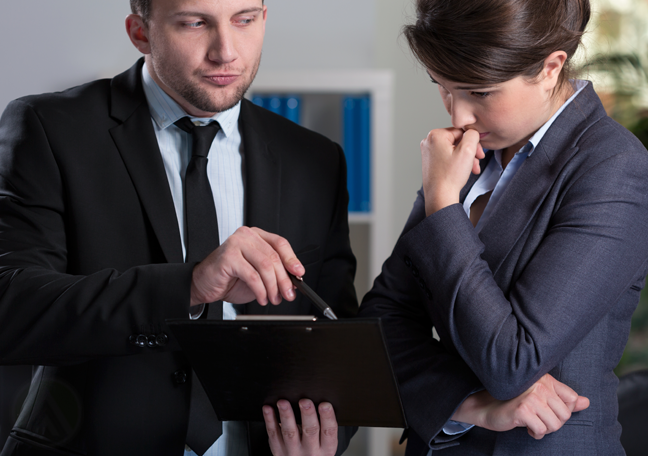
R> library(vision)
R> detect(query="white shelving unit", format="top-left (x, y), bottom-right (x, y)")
top-left (249, 70), bottom-right (398, 456)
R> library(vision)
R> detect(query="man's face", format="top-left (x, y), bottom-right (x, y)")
top-left (139, 0), bottom-right (266, 116)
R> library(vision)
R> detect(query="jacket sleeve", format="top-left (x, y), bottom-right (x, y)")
top-left (0, 99), bottom-right (193, 366)
top-left (358, 194), bottom-right (482, 447)
top-left (391, 145), bottom-right (648, 401)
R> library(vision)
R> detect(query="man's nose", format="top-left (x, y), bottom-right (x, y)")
top-left (207, 26), bottom-right (237, 64)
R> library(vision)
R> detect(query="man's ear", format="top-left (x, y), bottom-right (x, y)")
top-left (126, 14), bottom-right (151, 55)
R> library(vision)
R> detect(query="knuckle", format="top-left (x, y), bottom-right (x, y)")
top-left (322, 425), bottom-right (338, 437)
top-left (302, 424), bottom-right (320, 437)
top-left (281, 429), bottom-right (297, 440)
top-left (259, 256), bottom-right (275, 271)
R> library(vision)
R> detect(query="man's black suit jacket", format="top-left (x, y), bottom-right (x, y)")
top-left (0, 59), bottom-right (358, 455)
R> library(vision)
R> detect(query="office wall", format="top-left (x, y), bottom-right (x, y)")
top-left (0, 0), bottom-right (447, 249)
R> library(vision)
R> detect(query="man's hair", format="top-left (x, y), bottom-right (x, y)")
top-left (130, 0), bottom-right (265, 23)
top-left (130, 0), bottom-right (151, 23)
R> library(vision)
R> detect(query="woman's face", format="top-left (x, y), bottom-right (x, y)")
top-left (428, 69), bottom-right (563, 155)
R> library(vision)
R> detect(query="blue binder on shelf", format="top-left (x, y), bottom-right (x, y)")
top-left (251, 94), bottom-right (301, 125)
top-left (343, 95), bottom-right (371, 213)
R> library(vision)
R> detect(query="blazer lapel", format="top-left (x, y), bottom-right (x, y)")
top-left (108, 60), bottom-right (183, 264)
top-left (240, 100), bottom-right (281, 234)
top-left (239, 100), bottom-right (282, 315)
top-left (476, 83), bottom-right (607, 276)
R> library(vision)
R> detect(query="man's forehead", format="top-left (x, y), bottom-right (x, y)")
top-left (150, 0), bottom-right (264, 12)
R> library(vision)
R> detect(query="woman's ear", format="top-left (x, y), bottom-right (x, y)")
top-left (125, 14), bottom-right (151, 55)
top-left (541, 50), bottom-right (568, 90)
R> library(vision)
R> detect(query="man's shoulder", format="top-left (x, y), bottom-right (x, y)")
top-left (240, 98), bottom-right (337, 150)
top-left (12, 78), bottom-right (112, 114)
top-left (7, 61), bottom-right (142, 122)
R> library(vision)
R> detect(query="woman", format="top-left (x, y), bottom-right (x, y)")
top-left (359, 0), bottom-right (648, 454)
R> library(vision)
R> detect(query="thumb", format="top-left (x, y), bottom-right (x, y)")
top-left (573, 396), bottom-right (590, 413)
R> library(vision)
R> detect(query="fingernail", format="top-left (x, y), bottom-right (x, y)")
top-left (278, 402), bottom-right (289, 411)
top-left (263, 406), bottom-right (272, 415)
top-left (300, 401), bottom-right (312, 410)
top-left (320, 404), bottom-right (331, 412)
top-left (286, 288), bottom-right (295, 300)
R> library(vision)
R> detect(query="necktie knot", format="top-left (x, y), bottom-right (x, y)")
top-left (175, 117), bottom-right (221, 158)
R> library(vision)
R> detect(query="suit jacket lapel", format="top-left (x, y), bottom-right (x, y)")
top-left (108, 60), bottom-right (184, 264)
top-left (240, 100), bottom-right (281, 234)
top-left (475, 83), bottom-right (607, 276)
top-left (239, 100), bottom-right (282, 315)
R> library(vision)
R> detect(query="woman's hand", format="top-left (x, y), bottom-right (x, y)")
top-left (263, 399), bottom-right (338, 456)
top-left (452, 373), bottom-right (590, 439)
top-left (421, 128), bottom-right (485, 216)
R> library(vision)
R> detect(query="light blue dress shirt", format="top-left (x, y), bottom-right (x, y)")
top-left (141, 64), bottom-right (248, 456)
top-left (434, 80), bottom-right (588, 448)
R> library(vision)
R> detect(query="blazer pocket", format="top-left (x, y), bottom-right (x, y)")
top-left (563, 419), bottom-right (593, 426)
top-left (296, 245), bottom-right (321, 267)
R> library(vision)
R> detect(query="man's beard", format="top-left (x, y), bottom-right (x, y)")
top-left (151, 54), bottom-right (261, 114)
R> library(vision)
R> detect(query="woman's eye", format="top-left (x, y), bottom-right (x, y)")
top-left (471, 91), bottom-right (491, 99)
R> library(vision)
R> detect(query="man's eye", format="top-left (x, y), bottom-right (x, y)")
top-left (186, 21), bottom-right (205, 28)
top-left (235, 17), bottom-right (254, 25)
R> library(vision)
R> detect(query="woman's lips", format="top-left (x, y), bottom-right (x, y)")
top-left (479, 132), bottom-right (490, 139)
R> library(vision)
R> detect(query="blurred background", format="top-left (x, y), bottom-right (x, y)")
top-left (1, 0), bottom-right (647, 455)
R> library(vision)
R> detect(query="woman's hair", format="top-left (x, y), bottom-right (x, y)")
top-left (403, 0), bottom-right (590, 89)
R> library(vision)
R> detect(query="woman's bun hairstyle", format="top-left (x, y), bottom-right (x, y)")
top-left (404, 0), bottom-right (590, 87)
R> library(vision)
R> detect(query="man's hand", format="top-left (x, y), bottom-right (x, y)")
top-left (452, 373), bottom-right (590, 439)
top-left (420, 128), bottom-right (485, 216)
top-left (263, 399), bottom-right (338, 456)
top-left (190, 227), bottom-right (305, 306)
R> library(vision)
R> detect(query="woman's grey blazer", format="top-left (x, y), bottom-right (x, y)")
top-left (359, 82), bottom-right (648, 455)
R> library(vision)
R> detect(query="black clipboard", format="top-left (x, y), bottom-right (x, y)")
top-left (166, 318), bottom-right (407, 428)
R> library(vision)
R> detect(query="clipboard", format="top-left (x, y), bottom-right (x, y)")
top-left (166, 318), bottom-right (407, 428)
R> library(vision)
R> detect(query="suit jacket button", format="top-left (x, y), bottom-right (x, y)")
top-left (173, 370), bottom-right (187, 385)
top-left (404, 256), bottom-right (413, 268)
top-left (146, 335), bottom-right (157, 348)
top-left (411, 265), bottom-right (420, 277)
top-left (130, 334), bottom-right (147, 348)
top-left (156, 333), bottom-right (168, 347)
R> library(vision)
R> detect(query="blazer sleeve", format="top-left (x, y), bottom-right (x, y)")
top-left (388, 145), bottom-right (648, 401)
top-left (358, 195), bottom-right (482, 447)
top-left (0, 99), bottom-right (193, 366)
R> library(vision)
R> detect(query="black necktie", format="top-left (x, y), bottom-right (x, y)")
top-left (175, 117), bottom-right (223, 454)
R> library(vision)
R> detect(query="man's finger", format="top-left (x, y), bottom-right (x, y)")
top-left (318, 402), bottom-right (338, 454)
top-left (276, 399), bottom-right (301, 454)
top-left (263, 405), bottom-right (286, 456)
top-left (298, 399), bottom-right (321, 453)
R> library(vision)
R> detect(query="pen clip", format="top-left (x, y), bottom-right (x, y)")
top-left (288, 273), bottom-right (338, 320)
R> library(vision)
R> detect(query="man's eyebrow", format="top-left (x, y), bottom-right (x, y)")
top-left (172, 7), bottom-right (264, 18)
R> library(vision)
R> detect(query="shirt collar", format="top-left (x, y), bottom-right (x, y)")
top-left (491, 79), bottom-right (588, 166)
top-left (141, 62), bottom-right (240, 138)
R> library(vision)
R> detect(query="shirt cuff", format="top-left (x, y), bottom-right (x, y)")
top-left (442, 420), bottom-right (474, 436)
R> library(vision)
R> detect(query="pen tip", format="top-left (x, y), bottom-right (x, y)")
top-left (324, 308), bottom-right (338, 320)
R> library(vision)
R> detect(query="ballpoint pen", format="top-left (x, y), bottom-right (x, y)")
top-left (288, 273), bottom-right (338, 320)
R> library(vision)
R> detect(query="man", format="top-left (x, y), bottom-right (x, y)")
top-left (0, 0), bottom-right (357, 455)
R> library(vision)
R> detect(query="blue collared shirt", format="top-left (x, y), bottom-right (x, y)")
top-left (141, 64), bottom-right (248, 456)
top-left (436, 80), bottom-right (588, 447)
